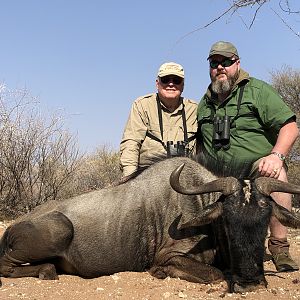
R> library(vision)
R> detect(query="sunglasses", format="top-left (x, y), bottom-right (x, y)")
top-left (160, 76), bottom-right (183, 85)
top-left (209, 59), bottom-right (237, 69)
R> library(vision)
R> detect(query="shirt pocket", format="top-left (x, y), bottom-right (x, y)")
top-left (232, 105), bottom-right (258, 135)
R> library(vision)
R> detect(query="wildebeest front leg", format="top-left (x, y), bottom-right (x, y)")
top-left (0, 211), bottom-right (73, 281)
top-left (149, 256), bottom-right (224, 283)
top-left (0, 254), bottom-right (58, 279)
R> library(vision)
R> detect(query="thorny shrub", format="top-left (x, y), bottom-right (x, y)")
top-left (59, 146), bottom-right (121, 198)
top-left (0, 85), bottom-right (80, 219)
top-left (0, 85), bottom-right (122, 220)
top-left (270, 66), bottom-right (300, 208)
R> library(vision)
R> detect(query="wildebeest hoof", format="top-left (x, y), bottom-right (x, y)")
top-left (231, 281), bottom-right (267, 293)
top-left (38, 264), bottom-right (58, 280)
top-left (149, 267), bottom-right (167, 279)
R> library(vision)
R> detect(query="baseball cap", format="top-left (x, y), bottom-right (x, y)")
top-left (157, 62), bottom-right (184, 78)
top-left (207, 41), bottom-right (239, 59)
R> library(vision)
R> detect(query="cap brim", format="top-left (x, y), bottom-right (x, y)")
top-left (158, 72), bottom-right (184, 78)
top-left (207, 51), bottom-right (236, 60)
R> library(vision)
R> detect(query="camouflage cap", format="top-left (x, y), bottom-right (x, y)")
top-left (157, 62), bottom-right (184, 78)
top-left (207, 41), bottom-right (239, 59)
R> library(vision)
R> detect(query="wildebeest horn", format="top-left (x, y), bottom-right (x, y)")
top-left (270, 200), bottom-right (300, 228)
top-left (255, 177), bottom-right (300, 196)
top-left (170, 163), bottom-right (241, 195)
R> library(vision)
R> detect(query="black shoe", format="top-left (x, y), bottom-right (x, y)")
top-left (272, 252), bottom-right (299, 272)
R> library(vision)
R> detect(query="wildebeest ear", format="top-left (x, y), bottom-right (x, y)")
top-left (178, 202), bottom-right (223, 229)
top-left (271, 201), bottom-right (300, 228)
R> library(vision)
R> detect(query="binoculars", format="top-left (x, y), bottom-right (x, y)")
top-left (212, 115), bottom-right (231, 150)
top-left (166, 141), bottom-right (189, 158)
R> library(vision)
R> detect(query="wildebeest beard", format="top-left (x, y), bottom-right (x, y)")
top-left (211, 70), bottom-right (239, 95)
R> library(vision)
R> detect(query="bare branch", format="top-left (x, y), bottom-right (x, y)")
top-left (271, 7), bottom-right (300, 38)
top-left (170, 0), bottom-right (270, 52)
top-left (170, 0), bottom-right (300, 52)
top-left (249, 2), bottom-right (265, 28)
top-left (279, 0), bottom-right (300, 14)
top-left (170, 5), bottom-right (234, 52)
top-left (233, 0), bottom-right (269, 8)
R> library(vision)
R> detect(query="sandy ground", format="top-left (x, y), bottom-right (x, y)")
top-left (0, 223), bottom-right (300, 300)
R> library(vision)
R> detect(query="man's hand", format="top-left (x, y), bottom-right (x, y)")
top-left (258, 154), bottom-right (284, 178)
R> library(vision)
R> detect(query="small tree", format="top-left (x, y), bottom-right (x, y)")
top-left (269, 66), bottom-right (300, 207)
top-left (0, 84), bottom-right (80, 219)
top-left (61, 146), bottom-right (121, 197)
top-left (270, 65), bottom-right (300, 160)
top-left (270, 65), bottom-right (300, 115)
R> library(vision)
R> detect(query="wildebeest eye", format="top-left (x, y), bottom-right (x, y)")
top-left (258, 199), bottom-right (268, 208)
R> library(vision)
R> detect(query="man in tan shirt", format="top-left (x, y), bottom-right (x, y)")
top-left (120, 62), bottom-right (198, 177)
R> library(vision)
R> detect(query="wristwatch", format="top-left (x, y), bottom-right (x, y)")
top-left (271, 151), bottom-right (286, 161)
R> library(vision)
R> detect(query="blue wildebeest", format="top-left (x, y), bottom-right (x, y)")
top-left (0, 157), bottom-right (300, 293)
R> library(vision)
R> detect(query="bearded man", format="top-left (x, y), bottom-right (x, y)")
top-left (197, 41), bottom-right (299, 272)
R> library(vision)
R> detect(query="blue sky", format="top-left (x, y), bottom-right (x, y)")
top-left (1, 0), bottom-right (300, 153)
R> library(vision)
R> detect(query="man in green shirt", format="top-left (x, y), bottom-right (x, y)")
top-left (197, 41), bottom-right (299, 272)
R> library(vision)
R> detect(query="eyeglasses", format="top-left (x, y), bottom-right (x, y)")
top-left (209, 59), bottom-right (237, 69)
top-left (159, 76), bottom-right (183, 85)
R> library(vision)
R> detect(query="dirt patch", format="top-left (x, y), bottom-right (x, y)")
top-left (0, 223), bottom-right (300, 300)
